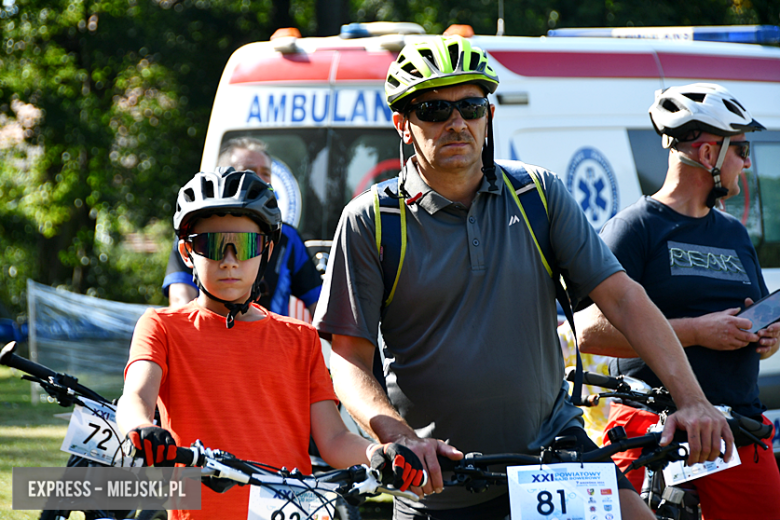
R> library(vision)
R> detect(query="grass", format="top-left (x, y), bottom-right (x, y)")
top-left (0, 365), bottom-right (78, 520)
top-left (0, 365), bottom-right (393, 520)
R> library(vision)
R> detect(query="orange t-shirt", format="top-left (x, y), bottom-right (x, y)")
top-left (125, 301), bottom-right (337, 520)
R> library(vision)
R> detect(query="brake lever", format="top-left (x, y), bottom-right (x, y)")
top-left (626, 443), bottom-right (688, 473)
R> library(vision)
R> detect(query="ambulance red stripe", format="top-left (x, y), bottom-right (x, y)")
top-left (230, 49), bottom-right (780, 84)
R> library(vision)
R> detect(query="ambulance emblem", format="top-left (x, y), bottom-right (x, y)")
top-left (565, 147), bottom-right (619, 230)
top-left (270, 158), bottom-right (303, 228)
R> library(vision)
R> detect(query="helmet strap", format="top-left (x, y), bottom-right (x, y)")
top-left (481, 108), bottom-right (498, 192)
top-left (187, 249), bottom-right (272, 329)
top-left (677, 136), bottom-right (732, 209)
top-left (397, 140), bottom-right (412, 199)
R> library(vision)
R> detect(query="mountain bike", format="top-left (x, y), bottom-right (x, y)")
top-left (123, 438), bottom-right (421, 520)
top-left (568, 368), bottom-right (773, 520)
top-left (1, 340), bottom-right (165, 520)
top-left (3, 340), bottom-right (390, 520)
top-left (426, 426), bottom-right (689, 520)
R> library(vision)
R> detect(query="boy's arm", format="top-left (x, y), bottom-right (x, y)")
top-left (117, 360), bottom-right (178, 467)
top-left (310, 400), bottom-right (425, 494)
top-left (117, 360), bottom-right (163, 436)
top-left (310, 400), bottom-right (372, 468)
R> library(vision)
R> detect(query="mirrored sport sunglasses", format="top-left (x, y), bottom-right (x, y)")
top-left (408, 97), bottom-right (489, 123)
top-left (692, 140), bottom-right (751, 159)
top-left (186, 232), bottom-right (271, 261)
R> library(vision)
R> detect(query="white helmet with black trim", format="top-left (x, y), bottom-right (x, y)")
top-left (649, 83), bottom-right (765, 208)
top-left (649, 83), bottom-right (765, 145)
top-left (173, 167), bottom-right (282, 328)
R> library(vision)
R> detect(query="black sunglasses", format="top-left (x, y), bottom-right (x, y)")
top-left (408, 97), bottom-right (489, 123)
top-left (692, 140), bottom-right (751, 159)
top-left (722, 140), bottom-right (751, 159)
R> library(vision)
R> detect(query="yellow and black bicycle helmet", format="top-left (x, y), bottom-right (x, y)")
top-left (385, 35), bottom-right (499, 111)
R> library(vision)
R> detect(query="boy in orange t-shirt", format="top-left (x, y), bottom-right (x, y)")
top-left (117, 168), bottom-right (424, 520)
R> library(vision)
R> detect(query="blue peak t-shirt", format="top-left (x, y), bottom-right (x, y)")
top-left (601, 196), bottom-right (767, 417)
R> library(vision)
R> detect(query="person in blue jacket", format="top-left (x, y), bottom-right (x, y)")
top-left (163, 137), bottom-right (321, 315)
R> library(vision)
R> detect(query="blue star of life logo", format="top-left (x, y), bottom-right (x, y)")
top-left (566, 147), bottom-right (619, 230)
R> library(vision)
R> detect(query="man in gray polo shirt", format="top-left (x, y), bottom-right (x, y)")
top-left (313, 35), bottom-right (732, 520)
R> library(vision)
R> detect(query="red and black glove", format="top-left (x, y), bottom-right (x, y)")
top-left (127, 424), bottom-right (178, 467)
top-left (369, 443), bottom-right (426, 492)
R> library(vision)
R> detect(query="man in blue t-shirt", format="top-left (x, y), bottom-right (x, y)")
top-left (163, 137), bottom-right (321, 315)
top-left (576, 83), bottom-right (780, 519)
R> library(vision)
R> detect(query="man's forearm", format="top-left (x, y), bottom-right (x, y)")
top-left (330, 337), bottom-right (416, 443)
top-left (577, 304), bottom-right (701, 357)
top-left (591, 274), bottom-right (707, 407)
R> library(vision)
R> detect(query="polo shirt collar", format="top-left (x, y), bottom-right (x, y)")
top-left (401, 158), bottom-right (505, 215)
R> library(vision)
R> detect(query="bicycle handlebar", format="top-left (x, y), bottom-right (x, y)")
top-left (1, 341), bottom-right (110, 405)
top-left (568, 368), bottom-right (772, 449)
top-left (164, 441), bottom-right (421, 502)
top-left (436, 432), bottom-right (688, 492)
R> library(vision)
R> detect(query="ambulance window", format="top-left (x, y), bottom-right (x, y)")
top-left (328, 129), bottom-right (411, 202)
top-left (754, 142), bottom-right (780, 243)
top-left (627, 130), bottom-right (668, 195)
top-left (721, 161), bottom-right (762, 246)
top-left (752, 140), bottom-right (780, 269)
top-left (220, 130), bottom-right (329, 240)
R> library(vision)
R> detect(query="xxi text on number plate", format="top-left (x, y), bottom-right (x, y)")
top-left (508, 463), bottom-right (620, 520)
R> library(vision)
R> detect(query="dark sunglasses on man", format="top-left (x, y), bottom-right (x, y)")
top-left (692, 140), bottom-right (751, 159)
top-left (407, 97), bottom-right (489, 123)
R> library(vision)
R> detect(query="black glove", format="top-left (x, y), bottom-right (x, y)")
top-left (127, 424), bottom-right (178, 467)
top-left (369, 443), bottom-right (426, 491)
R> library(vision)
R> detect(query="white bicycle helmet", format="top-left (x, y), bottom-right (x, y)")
top-left (649, 83), bottom-right (765, 143)
top-left (174, 167), bottom-right (282, 328)
top-left (649, 83), bottom-right (764, 208)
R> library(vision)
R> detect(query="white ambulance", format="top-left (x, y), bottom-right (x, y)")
top-left (199, 22), bottom-right (780, 438)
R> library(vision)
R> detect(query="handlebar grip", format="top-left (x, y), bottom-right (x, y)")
top-left (730, 413), bottom-right (773, 448)
top-left (565, 367), bottom-right (621, 390)
top-left (0, 342), bottom-right (56, 380)
top-left (436, 455), bottom-right (459, 472)
top-left (175, 447), bottom-right (197, 466)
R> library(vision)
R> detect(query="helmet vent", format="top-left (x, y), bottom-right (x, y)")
top-left (470, 51), bottom-right (480, 70)
top-left (723, 98), bottom-right (746, 117)
top-left (682, 92), bottom-right (706, 103)
top-left (200, 179), bottom-right (214, 199)
top-left (447, 44), bottom-right (460, 70)
top-left (225, 177), bottom-right (240, 198)
top-left (182, 187), bottom-right (196, 203)
top-left (247, 185), bottom-right (262, 200)
top-left (419, 49), bottom-right (435, 67)
top-left (266, 197), bottom-right (278, 209)
top-left (387, 76), bottom-right (400, 88)
top-left (402, 62), bottom-right (420, 78)
top-left (662, 99), bottom-right (681, 113)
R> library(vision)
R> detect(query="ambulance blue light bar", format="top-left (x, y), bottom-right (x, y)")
top-left (547, 25), bottom-right (780, 45)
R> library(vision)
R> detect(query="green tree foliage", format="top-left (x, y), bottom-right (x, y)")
top-left (0, 0), bottom-right (282, 316)
top-left (0, 0), bottom-right (775, 319)
top-left (350, 0), bottom-right (778, 36)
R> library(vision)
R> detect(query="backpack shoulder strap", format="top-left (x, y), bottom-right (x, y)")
top-left (372, 178), bottom-right (407, 308)
top-left (496, 161), bottom-right (585, 406)
top-left (497, 161), bottom-right (553, 278)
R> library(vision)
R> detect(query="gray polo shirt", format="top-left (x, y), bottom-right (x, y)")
top-left (314, 159), bottom-right (622, 509)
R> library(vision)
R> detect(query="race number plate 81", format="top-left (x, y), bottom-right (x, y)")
top-left (508, 463), bottom-right (620, 520)
top-left (61, 397), bottom-right (133, 466)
